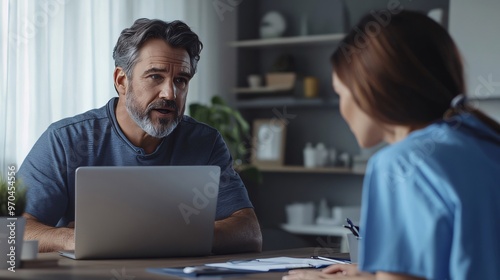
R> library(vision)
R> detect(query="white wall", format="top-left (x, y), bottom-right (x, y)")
top-left (473, 99), bottom-right (500, 123)
top-left (449, 0), bottom-right (500, 100)
top-left (184, 0), bottom-right (238, 107)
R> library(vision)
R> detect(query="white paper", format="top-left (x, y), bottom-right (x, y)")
top-left (205, 257), bottom-right (333, 272)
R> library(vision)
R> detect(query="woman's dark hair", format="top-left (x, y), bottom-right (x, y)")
top-left (113, 18), bottom-right (203, 80)
top-left (331, 10), bottom-right (500, 133)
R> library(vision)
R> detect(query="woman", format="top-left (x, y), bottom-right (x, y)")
top-left (284, 10), bottom-right (500, 280)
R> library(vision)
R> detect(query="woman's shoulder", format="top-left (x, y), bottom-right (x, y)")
top-left (370, 113), bottom-right (500, 183)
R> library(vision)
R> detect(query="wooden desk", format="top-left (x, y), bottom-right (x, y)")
top-left (0, 248), bottom-right (348, 279)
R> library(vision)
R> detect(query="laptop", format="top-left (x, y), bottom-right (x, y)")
top-left (60, 165), bottom-right (220, 260)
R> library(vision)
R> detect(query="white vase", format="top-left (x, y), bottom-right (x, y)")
top-left (0, 216), bottom-right (25, 271)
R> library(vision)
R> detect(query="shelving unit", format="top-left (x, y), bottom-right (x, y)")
top-left (257, 165), bottom-right (364, 175)
top-left (235, 97), bottom-right (339, 109)
top-left (229, 33), bottom-right (345, 48)
top-left (233, 85), bottom-right (293, 94)
top-left (281, 224), bottom-right (350, 236)
top-left (281, 224), bottom-right (351, 252)
top-left (230, 33), bottom-right (346, 108)
top-left (231, 0), bottom-right (363, 251)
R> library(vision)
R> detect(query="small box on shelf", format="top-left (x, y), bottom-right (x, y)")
top-left (266, 72), bottom-right (296, 88)
top-left (232, 85), bottom-right (294, 95)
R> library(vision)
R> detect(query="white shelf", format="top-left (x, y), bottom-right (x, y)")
top-left (281, 224), bottom-right (351, 252)
top-left (236, 97), bottom-right (339, 109)
top-left (257, 165), bottom-right (364, 175)
top-left (282, 224), bottom-right (350, 236)
top-left (229, 33), bottom-right (345, 48)
top-left (233, 85), bottom-right (293, 94)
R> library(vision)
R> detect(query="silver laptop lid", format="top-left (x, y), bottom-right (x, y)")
top-left (74, 166), bottom-right (220, 259)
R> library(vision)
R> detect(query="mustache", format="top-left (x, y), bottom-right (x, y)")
top-left (147, 99), bottom-right (177, 112)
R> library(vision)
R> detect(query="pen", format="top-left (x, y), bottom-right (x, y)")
top-left (343, 224), bottom-right (359, 231)
top-left (311, 256), bottom-right (351, 264)
top-left (345, 218), bottom-right (360, 237)
top-left (343, 225), bottom-right (359, 236)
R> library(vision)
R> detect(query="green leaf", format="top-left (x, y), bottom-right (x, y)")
top-left (238, 165), bottom-right (263, 185)
top-left (0, 176), bottom-right (27, 216)
top-left (211, 96), bottom-right (227, 106)
top-left (188, 95), bottom-right (257, 179)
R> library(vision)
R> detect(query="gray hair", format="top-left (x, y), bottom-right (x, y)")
top-left (113, 18), bottom-right (203, 89)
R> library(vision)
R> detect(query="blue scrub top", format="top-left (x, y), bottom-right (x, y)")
top-left (359, 113), bottom-right (500, 280)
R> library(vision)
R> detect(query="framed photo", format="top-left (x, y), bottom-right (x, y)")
top-left (251, 119), bottom-right (286, 166)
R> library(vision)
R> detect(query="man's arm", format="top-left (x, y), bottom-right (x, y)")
top-left (212, 208), bottom-right (262, 254)
top-left (23, 213), bottom-right (75, 253)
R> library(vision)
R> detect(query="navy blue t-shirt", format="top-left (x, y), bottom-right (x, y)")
top-left (18, 98), bottom-right (253, 227)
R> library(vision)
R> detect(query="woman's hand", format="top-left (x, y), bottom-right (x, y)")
top-left (282, 264), bottom-right (375, 280)
top-left (322, 264), bottom-right (361, 276)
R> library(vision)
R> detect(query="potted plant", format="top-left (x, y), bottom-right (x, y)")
top-left (189, 96), bottom-right (261, 183)
top-left (0, 171), bottom-right (27, 271)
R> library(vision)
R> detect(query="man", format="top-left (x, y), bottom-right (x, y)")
top-left (18, 18), bottom-right (262, 254)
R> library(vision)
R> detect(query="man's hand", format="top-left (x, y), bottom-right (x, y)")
top-left (23, 213), bottom-right (75, 252)
top-left (212, 208), bottom-right (262, 254)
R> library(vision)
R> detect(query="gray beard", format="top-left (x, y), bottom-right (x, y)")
top-left (125, 90), bottom-right (180, 139)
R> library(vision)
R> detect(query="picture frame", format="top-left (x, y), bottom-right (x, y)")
top-left (251, 119), bottom-right (286, 166)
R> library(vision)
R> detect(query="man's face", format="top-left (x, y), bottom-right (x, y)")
top-left (125, 39), bottom-right (192, 138)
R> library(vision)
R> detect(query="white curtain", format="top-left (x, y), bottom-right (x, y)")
top-left (0, 0), bottom-right (227, 174)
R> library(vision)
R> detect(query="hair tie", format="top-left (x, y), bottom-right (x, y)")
top-left (450, 94), bottom-right (466, 109)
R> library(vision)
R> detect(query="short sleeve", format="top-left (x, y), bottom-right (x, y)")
top-left (358, 149), bottom-right (454, 280)
top-left (18, 128), bottom-right (70, 226)
top-left (207, 133), bottom-right (253, 220)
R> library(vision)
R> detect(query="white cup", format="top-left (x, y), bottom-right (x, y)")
top-left (247, 75), bottom-right (262, 88)
top-left (21, 240), bottom-right (38, 261)
top-left (285, 202), bottom-right (315, 225)
top-left (303, 143), bottom-right (316, 168)
top-left (347, 234), bottom-right (360, 263)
